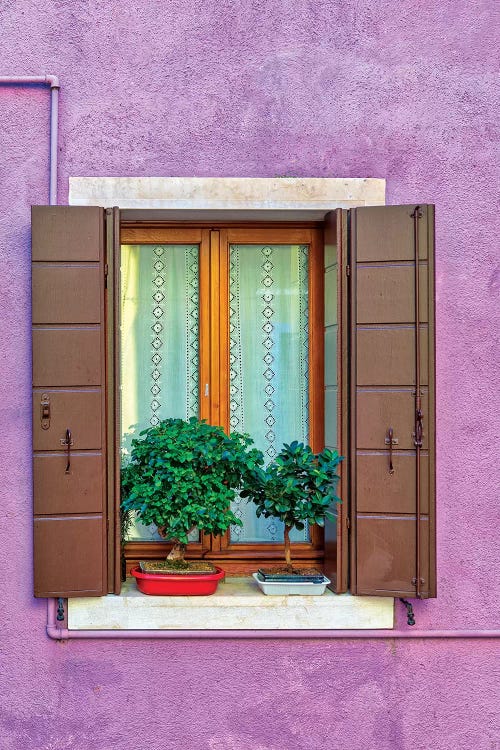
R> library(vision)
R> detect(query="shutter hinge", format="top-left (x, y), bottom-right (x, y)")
top-left (346, 517), bottom-right (350, 530)
top-left (104, 263), bottom-right (109, 288)
top-left (346, 265), bottom-right (351, 277)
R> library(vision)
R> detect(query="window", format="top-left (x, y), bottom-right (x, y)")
top-left (32, 196), bottom-right (436, 602)
top-left (119, 224), bottom-right (325, 575)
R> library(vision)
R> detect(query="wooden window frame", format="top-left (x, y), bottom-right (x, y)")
top-left (120, 222), bottom-right (326, 576)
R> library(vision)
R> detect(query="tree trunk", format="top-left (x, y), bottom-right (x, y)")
top-left (284, 525), bottom-right (293, 572)
top-left (167, 540), bottom-right (187, 562)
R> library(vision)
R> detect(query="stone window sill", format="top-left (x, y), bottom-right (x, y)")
top-left (68, 577), bottom-right (394, 631)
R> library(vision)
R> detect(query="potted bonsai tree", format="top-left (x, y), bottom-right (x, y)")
top-left (241, 440), bottom-right (343, 595)
top-left (121, 417), bottom-right (264, 595)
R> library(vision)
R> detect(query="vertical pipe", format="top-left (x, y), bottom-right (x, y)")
top-left (49, 84), bottom-right (59, 205)
top-left (412, 206), bottom-right (423, 598)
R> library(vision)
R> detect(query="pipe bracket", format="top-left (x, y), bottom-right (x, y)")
top-left (56, 597), bottom-right (65, 622)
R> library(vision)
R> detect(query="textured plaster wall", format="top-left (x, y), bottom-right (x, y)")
top-left (0, 1), bottom-right (498, 749)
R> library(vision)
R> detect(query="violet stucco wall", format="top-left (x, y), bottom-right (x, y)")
top-left (0, 2), bottom-right (498, 748)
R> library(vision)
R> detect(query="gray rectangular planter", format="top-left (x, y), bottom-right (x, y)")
top-left (252, 572), bottom-right (331, 596)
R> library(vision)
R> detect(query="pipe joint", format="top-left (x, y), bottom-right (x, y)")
top-left (46, 624), bottom-right (68, 640)
top-left (45, 74), bottom-right (60, 89)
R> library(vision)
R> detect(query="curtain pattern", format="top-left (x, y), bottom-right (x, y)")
top-left (229, 244), bottom-right (310, 543)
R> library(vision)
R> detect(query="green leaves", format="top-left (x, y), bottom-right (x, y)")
top-left (121, 417), bottom-right (343, 561)
top-left (121, 418), bottom-right (264, 544)
top-left (242, 442), bottom-right (343, 539)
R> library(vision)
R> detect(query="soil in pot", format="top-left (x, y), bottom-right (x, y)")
top-left (257, 566), bottom-right (326, 583)
top-left (139, 560), bottom-right (217, 575)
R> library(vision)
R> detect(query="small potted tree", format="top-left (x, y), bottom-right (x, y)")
top-left (121, 417), bottom-right (264, 595)
top-left (241, 441), bottom-right (343, 595)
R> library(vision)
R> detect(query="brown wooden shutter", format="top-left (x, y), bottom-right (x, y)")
top-left (349, 204), bottom-right (436, 598)
top-left (323, 210), bottom-right (349, 593)
top-left (32, 206), bottom-right (120, 597)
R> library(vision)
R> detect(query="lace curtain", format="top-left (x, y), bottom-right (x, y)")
top-left (121, 244), bottom-right (199, 541)
top-left (229, 244), bottom-right (309, 543)
top-left (120, 242), bottom-right (309, 544)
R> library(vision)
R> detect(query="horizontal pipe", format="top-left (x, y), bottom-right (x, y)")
top-left (0, 74), bottom-right (59, 88)
top-left (46, 600), bottom-right (500, 640)
top-left (0, 74), bottom-right (59, 203)
top-left (48, 628), bottom-right (500, 641)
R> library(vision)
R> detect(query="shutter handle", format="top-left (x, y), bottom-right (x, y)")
top-left (59, 431), bottom-right (74, 471)
top-left (388, 427), bottom-right (394, 475)
top-left (414, 409), bottom-right (423, 448)
top-left (385, 427), bottom-right (398, 475)
top-left (63, 429), bottom-right (72, 474)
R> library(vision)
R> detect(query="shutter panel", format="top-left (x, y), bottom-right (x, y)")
top-left (323, 210), bottom-right (349, 593)
top-left (349, 204), bottom-right (436, 598)
top-left (32, 206), bottom-right (120, 597)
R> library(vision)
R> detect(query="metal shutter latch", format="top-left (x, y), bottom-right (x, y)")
top-left (40, 393), bottom-right (50, 430)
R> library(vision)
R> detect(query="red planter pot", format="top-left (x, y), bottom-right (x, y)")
top-left (130, 565), bottom-right (225, 596)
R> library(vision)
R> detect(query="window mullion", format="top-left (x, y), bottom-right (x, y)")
top-left (218, 228), bottom-right (230, 434)
top-left (208, 229), bottom-right (225, 553)
top-left (199, 229), bottom-right (211, 424)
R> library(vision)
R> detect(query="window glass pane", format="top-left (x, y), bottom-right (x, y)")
top-left (229, 244), bottom-right (309, 543)
top-left (120, 244), bottom-right (199, 541)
